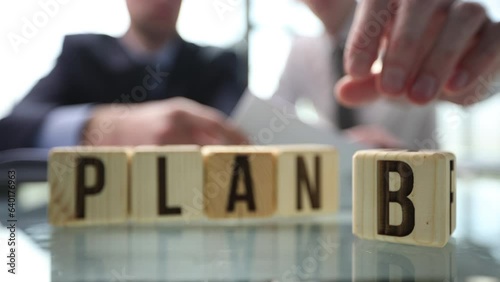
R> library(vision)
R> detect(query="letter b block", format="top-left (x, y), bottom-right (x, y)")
top-left (353, 150), bottom-right (456, 247)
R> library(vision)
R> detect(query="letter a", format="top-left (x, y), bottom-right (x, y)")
top-left (226, 155), bottom-right (256, 212)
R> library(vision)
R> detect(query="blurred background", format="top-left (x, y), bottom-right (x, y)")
top-left (1, 0), bottom-right (500, 164)
top-left (1, 3), bottom-right (500, 281)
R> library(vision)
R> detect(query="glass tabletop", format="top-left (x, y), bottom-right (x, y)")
top-left (2, 176), bottom-right (500, 282)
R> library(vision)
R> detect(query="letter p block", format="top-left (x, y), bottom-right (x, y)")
top-left (353, 150), bottom-right (456, 247)
top-left (48, 147), bottom-right (130, 226)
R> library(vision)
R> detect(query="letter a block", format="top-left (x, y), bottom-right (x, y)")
top-left (130, 146), bottom-right (203, 222)
top-left (202, 146), bottom-right (276, 218)
top-left (275, 145), bottom-right (339, 216)
top-left (48, 147), bottom-right (130, 226)
top-left (353, 150), bottom-right (456, 247)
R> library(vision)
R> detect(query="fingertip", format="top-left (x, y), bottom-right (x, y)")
top-left (377, 66), bottom-right (408, 97)
top-left (408, 74), bottom-right (439, 105)
top-left (335, 84), bottom-right (359, 108)
top-left (446, 69), bottom-right (470, 92)
top-left (335, 77), bottom-right (357, 107)
top-left (406, 92), bottom-right (435, 106)
top-left (335, 75), bottom-right (380, 107)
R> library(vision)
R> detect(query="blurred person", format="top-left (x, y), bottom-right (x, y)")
top-left (273, 0), bottom-right (500, 149)
top-left (0, 0), bottom-right (247, 151)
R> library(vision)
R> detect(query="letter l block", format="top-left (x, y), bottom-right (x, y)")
top-left (130, 146), bottom-right (203, 222)
top-left (353, 150), bottom-right (456, 247)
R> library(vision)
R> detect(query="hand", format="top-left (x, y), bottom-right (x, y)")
top-left (337, 0), bottom-right (500, 107)
top-left (345, 125), bottom-right (405, 148)
top-left (82, 97), bottom-right (248, 146)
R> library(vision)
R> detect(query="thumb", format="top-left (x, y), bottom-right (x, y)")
top-left (335, 74), bottom-right (381, 107)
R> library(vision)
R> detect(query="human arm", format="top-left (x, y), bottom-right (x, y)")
top-left (82, 97), bottom-right (247, 146)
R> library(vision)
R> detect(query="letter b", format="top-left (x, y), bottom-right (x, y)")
top-left (377, 160), bottom-right (415, 237)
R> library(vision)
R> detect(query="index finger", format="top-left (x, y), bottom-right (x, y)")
top-left (345, 0), bottom-right (394, 79)
top-left (381, 0), bottom-right (455, 97)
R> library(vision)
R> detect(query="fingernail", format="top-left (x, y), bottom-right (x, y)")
top-left (449, 70), bottom-right (469, 90)
top-left (410, 74), bottom-right (437, 102)
top-left (381, 67), bottom-right (406, 95)
top-left (348, 52), bottom-right (372, 78)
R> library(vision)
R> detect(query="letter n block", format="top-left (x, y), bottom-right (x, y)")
top-left (130, 146), bottom-right (203, 222)
top-left (202, 146), bottom-right (276, 218)
top-left (48, 147), bottom-right (130, 226)
top-left (353, 150), bottom-right (456, 247)
top-left (275, 145), bottom-right (339, 216)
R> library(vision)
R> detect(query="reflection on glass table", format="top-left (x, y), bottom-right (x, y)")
top-left (1, 177), bottom-right (500, 281)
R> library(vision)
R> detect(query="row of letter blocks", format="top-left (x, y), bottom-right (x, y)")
top-left (49, 146), bottom-right (456, 247)
top-left (49, 145), bottom-right (338, 223)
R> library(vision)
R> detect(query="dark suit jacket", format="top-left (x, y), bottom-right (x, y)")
top-left (0, 34), bottom-right (246, 150)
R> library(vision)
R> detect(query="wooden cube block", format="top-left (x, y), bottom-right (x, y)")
top-left (353, 150), bottom-right (456, 247)
top-left (48, 147), bottom-right (131, 226)
top-left (275, 145), bottom-right (339, 216)
top-left (202, 146), bottom-right (276, 218)
top-left (130, 146), bottom-right (203, 222)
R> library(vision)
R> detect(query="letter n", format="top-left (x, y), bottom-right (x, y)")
top-left (296, 156), bottom-right (321, 210)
